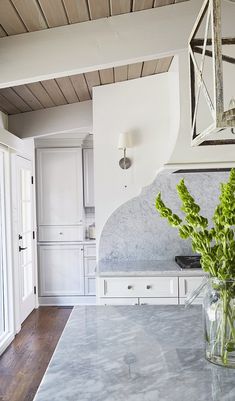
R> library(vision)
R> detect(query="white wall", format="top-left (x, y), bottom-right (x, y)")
top-left (93, 73), bottom-right (178, 249)
top-left (168, 53), bottom-right (235, 164)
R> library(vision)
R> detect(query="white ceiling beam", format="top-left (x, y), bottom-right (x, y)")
top-left (8, 100), bottom-right (92, 139)
top-left (0, 0), bottom-right (203, 88)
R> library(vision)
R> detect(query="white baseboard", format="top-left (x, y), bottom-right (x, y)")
top-left (0, 333), bottom-right (15, 356)
top-left (38, 296), bottom-right (97, 306)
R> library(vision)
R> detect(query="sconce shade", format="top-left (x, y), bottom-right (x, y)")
top-left (118, 132), bottom-right (132, 149)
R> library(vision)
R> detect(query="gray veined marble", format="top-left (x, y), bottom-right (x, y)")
top-left (99, 170), bottom-right (229, 262)
top-left (34, 305), bottom-right (235, 401)
top-left (98, 259), bottom-right (205, 276)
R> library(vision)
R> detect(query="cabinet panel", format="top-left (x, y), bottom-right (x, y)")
top-left (37, 148), bottom-right (83, 225)
top-left (179, 277), bottom-right (204, 298)
top-left (84, 257), bottom-right (96, 276)
top-left (83, 148), bottom-right (95, 207)
top-left (84, 244), bottom-right (96, 257)
top-left (100, 277), bottom-right (178, 298)
top-left (38, 225), bottom-right (83, 242)
top-left (85, 277), bottom-right (96, 295)
top-left (39, 244), bottom-right (84, 296)
top-left (99, 298), bottom-right (139, 305)
top-left (139, 298), bottom-right (178, 305)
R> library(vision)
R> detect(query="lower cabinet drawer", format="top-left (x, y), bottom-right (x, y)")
top-left (179, 277), bottom-right (205, 298)
top-left (99, 277), bottom-right (178, 298)
top-left (38, 225), bottom-right (83, 242)
top-left (85, 277), bottom-right (96, 296)
top-left (139, 297), bottom-right (178, 305)
top-left (99, 298), bottom-right (139, 305)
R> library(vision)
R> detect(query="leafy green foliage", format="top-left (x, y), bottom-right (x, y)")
top-left (155, 169), bottom-right (235, 279)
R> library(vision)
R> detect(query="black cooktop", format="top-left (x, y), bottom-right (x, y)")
top-left (175, 255), bottom-right (202, 269)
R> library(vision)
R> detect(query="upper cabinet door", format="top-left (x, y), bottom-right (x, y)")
top-left (37, 148), bottom-right (83, 225)
top-left (83, 148), bottom-right (95, 208)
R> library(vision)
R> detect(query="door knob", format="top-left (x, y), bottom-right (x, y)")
top-left (19, 246), bottom-right (28, 252)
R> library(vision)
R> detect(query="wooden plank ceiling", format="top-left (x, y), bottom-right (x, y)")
top-left (0, 0), bottom-right (188, 37)
top-left (0, 57), bottom-right (173, 115)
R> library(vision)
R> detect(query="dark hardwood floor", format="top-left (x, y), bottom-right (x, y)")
top-left (0, 306), bottom-right (72, 401)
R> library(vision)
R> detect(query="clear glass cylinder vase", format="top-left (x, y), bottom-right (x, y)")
top-left (203, 278), bottom-right (235, 368)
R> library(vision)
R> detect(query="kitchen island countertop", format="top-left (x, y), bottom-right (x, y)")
top-left (34, 305), bottom-right (235, 401)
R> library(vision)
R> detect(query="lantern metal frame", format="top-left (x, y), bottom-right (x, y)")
top-left (189, 0), bottom-right (235, 146)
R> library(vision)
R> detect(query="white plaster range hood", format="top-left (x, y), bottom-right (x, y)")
top-left (164, 53), bottom-right (235, 173)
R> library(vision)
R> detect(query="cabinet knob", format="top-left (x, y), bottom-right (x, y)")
top-left (146, 285), bottom-right (151, 290)
top-left (59, 232), bottom-right (63, 235)
top-left (127, 285), bottom-right (133, 290)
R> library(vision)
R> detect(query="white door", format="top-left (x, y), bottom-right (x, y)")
top-left (17, 157), bottom-right (35, 323)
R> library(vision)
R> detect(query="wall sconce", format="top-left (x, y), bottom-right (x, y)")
top-left (118, 133), bottom-right (132, 169)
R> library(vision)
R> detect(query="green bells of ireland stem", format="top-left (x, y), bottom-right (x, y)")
top-left (155, 169), bottom-right (235, 368)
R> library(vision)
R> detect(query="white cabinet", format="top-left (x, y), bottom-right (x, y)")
top-left (179, 277), bottom-right (204, 298)
top-left (99, 277), bottom-right (178, 298)
top-left (83, 148), bottom-right (95, 207)
top-left (39, 244), bottom-right (84, 296)
top-left (37, 148), bottom-right (83, 225)
top-left (99, 298), bottom-right (139, 305)
top-left (83, 244), bottom-right (96, 296)
top-left (38, 225), bottom-right (83, 242)
top-left (97, 274), bottom-right (205, 305)
top-left (179, 276), bottom-right (204, 305)
top-left (139, 298), bottom-right (178, 305)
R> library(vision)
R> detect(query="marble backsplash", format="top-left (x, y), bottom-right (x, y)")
top-left (99, 169), bottom-right (229, 262)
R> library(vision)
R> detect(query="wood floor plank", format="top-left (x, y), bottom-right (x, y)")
top-left (56, 77), bottom-right (79, 103)
top-left (27, 82), bottom-right (55, 108)
top-left (142, 59), bottom-right (158, 76)
top-left (87, 0), bottom-right (110, 19)
top-left (41, 79), bottom-right (67, 106)
top-left (0, 25), bottom-right (7, 37)
top-left (38, 0), bottom-right (68, 27)
top-left (155, 56), bottom-right (173, 73)
top-left (0, 0), bottom-right (27, 35)
top-left (13, 85), bottom-right (44, 110)
top-left (0, 88), bottom-right (32, 112)
top-left (127, 62), bottom-right (143, 80)
top-left (154, 0), bottom-right (174, 6)
top-left (99, 68), bottom-right (114, 85)
top-left (110, 0), bottom-right (131, 15)
top-left (114, 65), bottom-right (128, 82)
top-left (70, 74), bottom-right (91, 101)
top-left (0, 307), bottom-right (72, 401)
top-left (132, 0), bottom-right (154, 11)
top-left (0, 93), bottom-right (20, 114)
top-left (62, 0), bottom-right (90, 23)
top-left (11, 0), bottom-right (48, 31)
top-left (84, 71), bottom-right (100, 97)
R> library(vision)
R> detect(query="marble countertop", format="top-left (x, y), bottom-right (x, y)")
top-left (34, 305), bottom-right (235, 401)
top-left (98, 260), bottom-right (205, 277)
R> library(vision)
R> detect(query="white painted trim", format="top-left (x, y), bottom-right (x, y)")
top-left (38, 296), bottom-right (96, 306)
top-left (0, 149), bottom-right (15, 354)
top-left (0, 1), bottom-right (204, 88)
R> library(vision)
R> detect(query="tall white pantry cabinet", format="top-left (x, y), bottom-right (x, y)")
top-left (36, 147), bottom-right (96, 305)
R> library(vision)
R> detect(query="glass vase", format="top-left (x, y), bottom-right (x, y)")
top-left (203, 278), bottom-right (235, 368)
